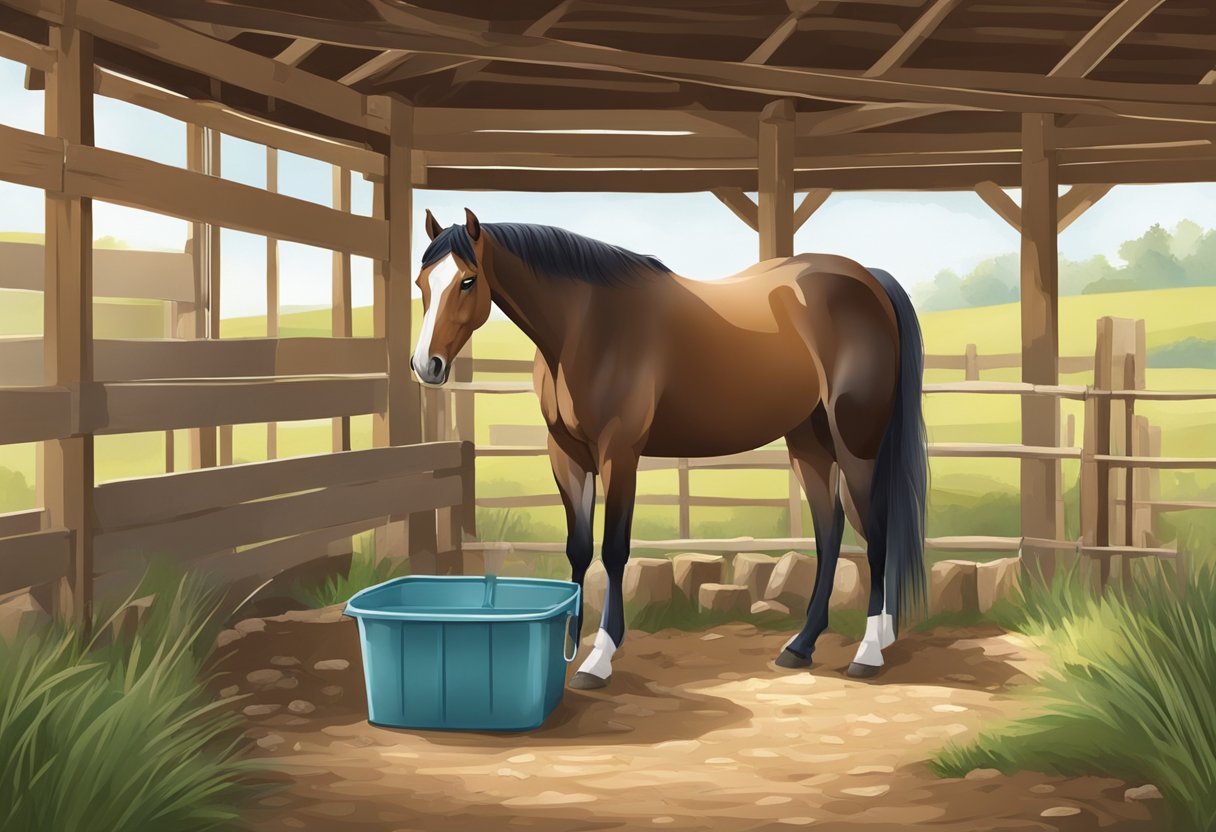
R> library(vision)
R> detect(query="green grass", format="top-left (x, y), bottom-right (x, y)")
top-left (932, 560), bottom-right (1216, 832)
top-left (0, 572), bottom-right (253, 832)
top-left (290, 535), bottom-right (408, 608)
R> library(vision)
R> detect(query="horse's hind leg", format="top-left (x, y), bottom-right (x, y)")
top-left (777, 407), bottom-right (844, 667)
top-left (546, 431), bottom-right (597, 638)
top-left (838, 452), bottom-right (895, 679)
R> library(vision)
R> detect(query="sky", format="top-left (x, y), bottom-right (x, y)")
top-left (2, 57), bottom-right (1215, 319)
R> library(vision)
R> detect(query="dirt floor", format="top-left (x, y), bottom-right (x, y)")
top-left (209, 608), bottom-right (1166, 832)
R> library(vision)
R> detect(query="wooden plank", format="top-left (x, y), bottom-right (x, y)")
top-left (0, 241), bottom-right (194, 301)
top-left (793, 188), bottom-right (831, 231)
top-left (711, 188), bottom-right (758, 231)
top-left (87, 337), bottom-right (388, 381)
top-left (384, 97), bottom-right (420, 448)
top-left (94, 70), bottom-right (385, 177)
top-left (864, 0), bottom-right (964, 77)
top-left (94, 441), bottom-right (463, 531)
top-left (0, 509), bottom-right (45, 538)
top-left (1051, 0), bottom-right (1166, 77)
top-left (1088, 389), bottom-right (1216, 401)
top-left (275, 37), bottom-right (320, 66)
top-left (1146, 500), bottom-right (1216, 512)
top-left (758, 99), bottom-right (794, 261)
top-left (1093, 455), bottom-right (1216, 470)
top-left (0, 28), bottom-right (53, 70)
top-left (88, 376), bottom-right (387, 434)
top-left (0, 529), bottom-right (72, 595)
top-left (95, 470), bottom-right (462, 573)
top-left (266, 146), bottom-right (279, 460)
top-left (929, 443), bottom-right (1082, 460)
top-left (974, 180), bottom-right (1021, 231)
top-left (923, 381), bottom-right (1087, 398)
top-left (0, 122), bottom-right (65, 191)
top-left (331, 165), bottom-right (353, 454)
top-left (468, 357), bottom-right (536, 374)
top-left (1058, 184), bottom-right (1114, 232)
top-left (192, 517), bottom-right (382, 586)
top-left (441, 380), bottom-right (533, 394)
top-left (62, 144), bottom-right (389, 260)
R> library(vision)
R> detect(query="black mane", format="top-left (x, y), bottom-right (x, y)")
top-left (420, 222), bottom-right (670, 286)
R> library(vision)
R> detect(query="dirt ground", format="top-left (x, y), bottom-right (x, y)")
top-left (209, 609), bottom-right (1165, 832)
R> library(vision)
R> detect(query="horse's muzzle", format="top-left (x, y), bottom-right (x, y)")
top-left (411, 355), bottom-right (449, 386)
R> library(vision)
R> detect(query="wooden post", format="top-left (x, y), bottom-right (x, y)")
top-left (186, 124), bottom-right (216, 469)
top-left (44, 22), bottom-right (95, 626)
top-left (964, 343), bottom-right (979, 381)
top-left (331, 165), bottom-right (352, 452)
top-left (1018, 112), bottom-right (1061, 575)
top-left (758, 99), bottom-right (794, 261)
top-left (677, 457), bottom-right (691, 539)
top-left (453, 343), bottom-right (475, 442)
top-left (208, 129), bottom-right (233, 466)
top-left (787, 467), bottom-right (803, 538)
top-left (1092, 316), bottom-right (1142, 587)
top-left (266, 147), bottom-right (279, 459)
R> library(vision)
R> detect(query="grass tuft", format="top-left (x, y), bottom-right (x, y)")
top-left (291, 536), bottom-right (409, 609)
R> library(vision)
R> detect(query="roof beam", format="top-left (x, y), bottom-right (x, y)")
top-left (974, 180), bottom-right (1021, 231)
top-left (745, 4), bottom-right (819, 65)
top-left (1057, 183), bottom-right (1113, 232)
top-left (793, 188), bottom-right (831, 230)
top-left (711, 188), bottom-right (758, 231)
top-left (275, 38), bottom-right (320, 67)
top-left (116, 0), bottom-right (1216, 126)
top-left (864, 0), bottom-right (964, 77)
top-left (340, 49), bottom-right (408, 85)
top-left (1051, 0), bottom-right (1166, 77)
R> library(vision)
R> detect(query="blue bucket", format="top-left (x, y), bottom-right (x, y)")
top-left (344, 575), bottom-right (581, 731)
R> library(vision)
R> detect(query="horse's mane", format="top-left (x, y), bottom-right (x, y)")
top-left (421, 222), bottom-right (671, 286)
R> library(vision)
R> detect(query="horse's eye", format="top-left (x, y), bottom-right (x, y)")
top-left (460, 276), bottom-right (477, 290)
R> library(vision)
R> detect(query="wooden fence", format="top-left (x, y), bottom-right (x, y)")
top-left (425, 319), bottom-right (1215, 584)
top-left (0, 10), bottom-right (471, 624)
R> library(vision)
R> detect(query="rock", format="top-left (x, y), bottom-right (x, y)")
top-left (623, 558), bottom-right (673, 608)
top-left (320, 685), bottom-right (343, 697)
top-left (243, 704), bottom-right (281, 717)
top-left (733, 553), bottom-right (777, 602)
top-left (945, 673), bottom-right (977, 683)
top-left (672, 553), bottom-right (724, 601)
top-left (219, 685), bottom-right (240, 698)
top-left (0, 593), bottom-right (49, 644)
top-left (751, 599), bottom-right (790, 616)
top-left (288, 699), bottom-right (316, 715)
top-left (255, 734), bottom-right (285, 750)
top-left (841, 785), bottom-right (890, 797)
top-left (829, 558), bottom-right (865, 611)
top-left (270, 656), bottom-right (301, 667)
top-left (313, 659), bottom-right (350, 671)
top-left (215, 629), bottom-right (242, 648)
top-left (1124, 784), bottom-right (1163, 802)
top-left (582, 560), bottom-right (607, 623)
top-left (234, 618), bottom-right (266, 633)
top-left (698, 583), bottom-right (750, 614)
top-left (929, 560), bottom-right (978, 616)
top-left (964, 768), bottom-right (1001, 781)
top-left (976, 556), bottom-right (1021, 612)
top-left (275, 677), bottom-right (300, 690)
top-left (246, 669), bottom-right (284, 686)
top-left (764, 551), bottom-right (816, 610)
top-left (1040, 806), bottom-right (1081, 818)
top-left (1030, 784), bottom-right (1055, 794)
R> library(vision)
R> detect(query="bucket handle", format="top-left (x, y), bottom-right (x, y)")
top-left (562, 612), bottom-right (578, 663)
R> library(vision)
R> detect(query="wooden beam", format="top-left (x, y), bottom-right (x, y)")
top-left (1051, 0), bottom-right (1166, 77)
top-left (0, 240), bottom-right (194, 301)
top-left (711, 187), bottom-right (757, 231)
top-left (340, 49), bottom-right (409, 86)
top-left (332, 165), bottom-right (353, 454)
top-left (758, 99), bottom-right (794, 260)
top-left (0, 387), bottom-right (74, 445)
top-left (1019, 112), bottom-right (1061, 572)
top-left (1058, 183), bottom-right (1114, 232)
top-left (0, 529), bottom-right (72, 595)
top-left (0, 122), bottom-right (65, 192)
top-left (864, 0), bottom-right (964, 77)
top-left (266, 146), bottom-right (279, 460)
top-left (974, 180), bottom-right (1022, 231)
top-left (793, 188), bottom-right (831, 231)
top-left (43, 21), bottom-right (95, 626)
top-left (745, 6), bottom-right (812, 65)
top-left (275, 37), bottom-right (319, 67)
top-left (126, 0), bottom-right (1216, 126)
top-left (0, 28), bottom-right (53, 71)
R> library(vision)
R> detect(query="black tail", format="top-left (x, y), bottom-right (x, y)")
top-left (866, 268), bottom-right (928, 631)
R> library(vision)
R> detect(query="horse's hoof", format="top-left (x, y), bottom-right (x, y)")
top-left (569, 671), bottom-right (610, 690)
top-left (846, 662), bottom-right (882, 679)
top-left (774, 649), bottom-right (812, 669)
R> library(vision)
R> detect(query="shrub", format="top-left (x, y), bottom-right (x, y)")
top-left (0, 575), bottom-right (252, 832)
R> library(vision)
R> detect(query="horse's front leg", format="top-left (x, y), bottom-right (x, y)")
top-left (546, 431), bottom-right (597, 638)
top-left (569, 446), bottom-right (638, 690)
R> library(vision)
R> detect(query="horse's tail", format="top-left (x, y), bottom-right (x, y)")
top-left (866, 268), bottom-right (928, 632)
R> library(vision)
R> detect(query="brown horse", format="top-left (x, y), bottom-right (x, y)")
top-left (412, 209), bottom-right (928, 689)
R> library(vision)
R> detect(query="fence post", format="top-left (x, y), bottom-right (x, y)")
top-left (186, 124), bottom-right (217, 470)
top-left (964, 343), bottom-right (979, 381)
top-left (677, 457), bottom-right (690, 539)
top-left (454, 343), bottom-right (475, 442)
top-left (1092, 318), bottom-right (1113, 587)
top-left (331, 164), bottom-right (353, 453)
top-left (787, 467), bottom-right (803, 538)
top-left (266, 146), bottom-right (280, 460)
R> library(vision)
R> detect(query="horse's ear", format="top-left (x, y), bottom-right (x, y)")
top-left (424, 209), bottom-right (442, 241)
top-left (464, 208), bottom-right (481, 242)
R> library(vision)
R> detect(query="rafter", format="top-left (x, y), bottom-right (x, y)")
top-left (793, 188), bottom-right (831, 230)
top-left (745, 3), bottom-right (821, 65)
top-left (711, 187), bottom-right (758, 230)
top-left (339, 49), bottom-right (408, 85)
top-left (864, 0), bottom-right (964, 77)
top-left (974, 180), bottom-right (1022, 231)
top-left (1057, 183), bottom-right (1113, 233)
top-left (1051, 0), bottom-right (1166, 77)
top-left (275, 37), bottom-right (319, 67)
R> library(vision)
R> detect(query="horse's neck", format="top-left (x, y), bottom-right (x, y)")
top-left (486, 248), bottom-right (586, 365)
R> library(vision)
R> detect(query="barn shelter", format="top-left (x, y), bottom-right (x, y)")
top-left (0, 0), bottom-right (1213, 622)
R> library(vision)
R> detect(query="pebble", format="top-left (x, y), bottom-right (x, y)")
top-left (314, 659), bottom-right (350, 671)
top-left (932, 704), bottom-right (968, 713)
top-left (820, 735), bottom-right (844, 745)
top-left (496, 767), bottom-right (529, 780)
top-left (246, 669), bottom-right (283, 686)
top-left (848, 765), bottom-right (894, 775)
top-left (965, 768), bottom-right (1001, 781)
top-left (1040, 806), bottom-right (1081, 818)
top-left (778, 817), bottom-right (815, 826)
top-left (256, 734), bottom-right (284, 750)
top-left (234, 618), bottom-right (266, 633)
top-left (275, 677), bottom-right (300, 690)
top-left (218, 685), bottom-right (239, 698)
top-left (321, 685), bottom-right (343, 697)
top-left (271, 656), bottom-right (301, 667)
top-left (944, 673), bottom-right (977, 683)
top-left (653, 817), bottom-right (674, 825)
top-left (842, 785), bottom-right (890, 797)
top-left (288, 699), bottom-right (315, 714)
top-left (756, 796), bottom-right (791, 806)
top-left (216, 630), bottom-right (242, 648)
top-left (854, 713), bottom-right (887, 724)
top-left (508, 753), bottom-right (536, 763)
top-left (700, 633), bottom-right (724, 641)
top-left (1030, 784), bottom-right (1055, 794)
top-left (1124, 784), bottom-right (1163, 802)
top-left (243, 704), bottom-right (281, 717)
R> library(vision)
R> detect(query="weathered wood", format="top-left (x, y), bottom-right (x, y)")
top-left (266, 146), bottom-right (279, 459)
top-left (793, 188), bottom-right (831, 231)
top-left (0, 241), bottom-right (194, 301)
top-left (1051, 0), bottom-right (1166, 77)
top-left (1094, 455), bottom-right (1216, 470)
top-left (0, 122), bottom-right (65, 192)
top-left (88, 376), bottom-right (387, 434)
top-left (711, 188), bottom-right (758, 231)
top-left (865, 0), bottom-right (964, 77)
top-left (0, 28), bottom-right (53, 70)
top-left (94, 442), bottom-right (463, 531)
top-left (787, 467), bottom-right (802, 538)
top-left (963, 343), bottom-right (979, 380)
top-left (745, 9), bottom-right (804, 65)
top-left (1019, 112), bottom-right (1061, 573)
top-left (974, 180), bottom-right (1021, 231)
top-left (923, 381), bottom-right (1087, 398)
top-left (929, 443), bottom-right (1081, 460)
top-left (0, 509), bottom-right (44, 539)
top-left (0, 529), bottom-right (72, 595)
top-left (62, 144), bottom-right (389, 259)
top-left (331, 165), bottom-right (353, 453)
top-left (758, 99), bottom-right (794, 261)
top-left (94, 69), bottom-right (385, 176)
top-left (95, 470), bottom-right (463, 573)
top-left (1057, 183), bottom-right (1114, 232)
top-left (275, 37), bottom-right (319, 66)
top-left (678, 457), bottom-right (691, 538)
top-left (191, 517), bottom-right (380, 586)
top-left (468, 357), bottom-right (536, 374)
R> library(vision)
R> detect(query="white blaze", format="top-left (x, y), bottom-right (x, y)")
top-left (412, 255), bottom-right (460, 373)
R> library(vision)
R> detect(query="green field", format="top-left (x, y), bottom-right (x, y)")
top-left (1, 285), bottom-right (1212, 557)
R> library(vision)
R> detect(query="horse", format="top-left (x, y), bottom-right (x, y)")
top-left (411, 208), bottom-right (928, 690)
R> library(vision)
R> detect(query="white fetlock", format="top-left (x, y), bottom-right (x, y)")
top-left (576, 628), bottom-right (617, 680)
top-left (852, 614), bottom-right (887, 668)
top-left (878, 611), bottom-right (895, 649)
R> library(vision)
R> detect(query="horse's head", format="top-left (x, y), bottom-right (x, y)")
top-left (411, 208), bottom-right (492, 385)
